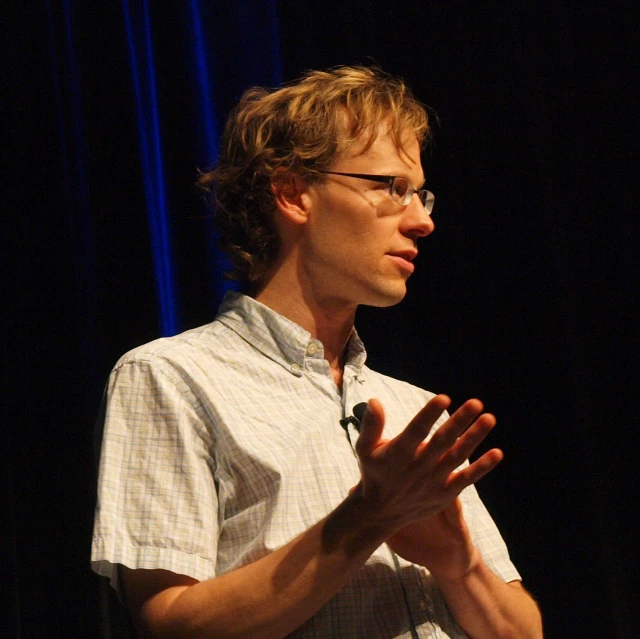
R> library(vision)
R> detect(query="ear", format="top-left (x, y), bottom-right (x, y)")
top-left (270, 171), bottom-right (311, 225)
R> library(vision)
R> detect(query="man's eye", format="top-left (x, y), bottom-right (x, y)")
top-left (393, 181), bottom-right (410, 198)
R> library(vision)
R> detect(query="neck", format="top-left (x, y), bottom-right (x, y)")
top-left (255, 272), bottom-right (356, 387)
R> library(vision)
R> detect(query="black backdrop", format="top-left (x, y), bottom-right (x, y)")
top-left (4, 3), bottom-right (639, 637)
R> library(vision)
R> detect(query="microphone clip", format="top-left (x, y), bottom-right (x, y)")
top-left (339, 415), bottom-right (360, 430)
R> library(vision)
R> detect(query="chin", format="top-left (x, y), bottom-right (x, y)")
top-left (360, 283), bottom-right (408, 308)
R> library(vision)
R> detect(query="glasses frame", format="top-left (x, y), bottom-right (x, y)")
top-left (318, 171), bottom-right (434, 215)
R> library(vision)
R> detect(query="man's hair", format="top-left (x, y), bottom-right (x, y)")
top-left (198, 65), bottom-right (432, 285)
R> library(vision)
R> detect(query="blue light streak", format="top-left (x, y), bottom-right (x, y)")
top-left (189, 0), bottom-right (241, 308)
top-left (189, 0), bottom-right (218, 165)
top-left (122, 0), bottom-right (179, 336)
top-left (188, 0), bottom-right (282, 308)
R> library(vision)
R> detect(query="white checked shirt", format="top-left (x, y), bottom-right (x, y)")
top-left (92, 292), bottom-right (520, 638)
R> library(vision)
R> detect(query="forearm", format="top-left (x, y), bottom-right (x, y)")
top-left (433, 548), bottom-right (543, 639)
top-left (133, 494), bottom-right (388, 639)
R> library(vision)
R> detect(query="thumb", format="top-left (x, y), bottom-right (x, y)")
top-left (355, 398), bottom-right (386, 459)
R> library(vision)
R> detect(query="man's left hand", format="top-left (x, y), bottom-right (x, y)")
top-left (387, 497), bottom-right (478, 580)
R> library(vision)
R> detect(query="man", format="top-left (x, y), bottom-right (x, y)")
top-left (92, 66), bottom-right (543, 638)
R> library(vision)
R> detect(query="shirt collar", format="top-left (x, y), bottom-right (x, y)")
top-left (216, 292), bottom-right (367, 376)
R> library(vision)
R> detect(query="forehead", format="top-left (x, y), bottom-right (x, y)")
top-left (339, 121), bottom-right (422, 171)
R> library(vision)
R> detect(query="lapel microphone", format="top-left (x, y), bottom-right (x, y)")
top-left (339, 402), bottom-right (369, 433)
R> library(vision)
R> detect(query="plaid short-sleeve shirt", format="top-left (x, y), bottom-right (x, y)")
top-left (92, 292), bottom-right (520, 638)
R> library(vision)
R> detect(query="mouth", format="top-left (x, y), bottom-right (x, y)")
top-left (386, 250), bottom-right (418, 273)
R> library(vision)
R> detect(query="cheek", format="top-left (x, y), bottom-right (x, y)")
top-left (352, 219), bottom-right (396, 250)
top-left (309, 192), bottom-right (393, 254)
top-left (353, 235), bottom-right (383, 264)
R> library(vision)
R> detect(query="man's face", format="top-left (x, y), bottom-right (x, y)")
top-left (300, 124), bottom-right (434, 310)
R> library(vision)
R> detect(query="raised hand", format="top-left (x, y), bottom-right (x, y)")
top-left (353, 395), bottom-right (503, 538)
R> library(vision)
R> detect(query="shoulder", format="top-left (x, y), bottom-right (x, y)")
top-left (102, 321), bottom-right (249, 414)
top-left (111, 320), bottom-right (237, 379)
top-left (362, 365), bottom-right (435, 405)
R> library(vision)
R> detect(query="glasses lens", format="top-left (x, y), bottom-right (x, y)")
top-left (390, 177), bottom-right (412, 205)
top-left (419, 190), bottom-right (435, 215)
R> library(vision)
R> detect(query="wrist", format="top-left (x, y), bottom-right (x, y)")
top-left (429, 545), bottom-right (483, 584)
top-left (322, 490), bottom-right (394, 559)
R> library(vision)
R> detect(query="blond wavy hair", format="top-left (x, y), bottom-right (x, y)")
top-left (198, 66), bottom-right (432, 285)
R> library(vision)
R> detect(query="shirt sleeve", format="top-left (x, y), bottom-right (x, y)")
top-left (461, 484), bottom-right (521, 583)
top-left (91, 357), bottom-right (218, 595)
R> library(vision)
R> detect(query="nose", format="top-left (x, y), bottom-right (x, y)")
top-left (400, 193), bottom-right (435, 239)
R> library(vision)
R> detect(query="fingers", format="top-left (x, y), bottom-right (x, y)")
top-left (422, 405), bottom-right (492, 467)
top-left (417, 398), bottom-right (487, 468)
top-left (394, 396), bottom-right (502, 490)
top-left (355, 398), bottom-right (385, 459)
top-left (357, 395), bottom-right (502, 494)
top-left (431, 411), bottom-right (496, 473)
top-left (445, 448), bottom-right (504, 494)
top-left (392, 394), bottom-right (451, 459)
top-left (354, 394), bottom-right (503, 529)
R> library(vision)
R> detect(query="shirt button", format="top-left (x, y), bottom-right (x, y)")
top-left (291, 363), bottom-right (302, 373)
top-left (306, 342), bottom-right (318, 356)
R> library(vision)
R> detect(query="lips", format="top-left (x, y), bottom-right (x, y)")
top-left (386, 250), bottom-right (417, 273)
top-left (387, 250), bottom-right (418, 262)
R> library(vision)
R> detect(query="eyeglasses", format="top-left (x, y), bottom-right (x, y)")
top-left (318, 171), bottom-right (435, 215)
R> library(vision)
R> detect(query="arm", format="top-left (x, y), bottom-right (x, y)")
top-left (121, 493), bottom-right (395, 639)
top-left (123, 394), bottom-right (503, 638)
top-left (384, 455), bottom-right (543, 637)
top-left (432, 500), bottom-right (543, 639)
top-left (437, 559), bottom-right (542, 639)
top-left (389, 499), bottom-right (542, 638)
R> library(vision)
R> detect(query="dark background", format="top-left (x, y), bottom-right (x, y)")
top-left (4, 2), bottom-right (638, 637)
